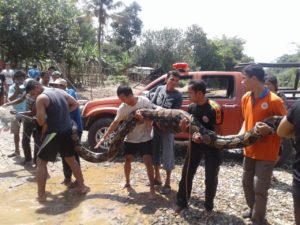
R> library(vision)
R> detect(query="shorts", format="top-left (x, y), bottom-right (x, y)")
top-left (37, 130), bottom-right (75, 162)
top-left (124, 140), bottom-right (152, 156)
top-left (10, 116), bottom-right (22, 134)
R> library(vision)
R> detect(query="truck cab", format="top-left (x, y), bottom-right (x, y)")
top-left (81, 68), bottom-right (246, 150)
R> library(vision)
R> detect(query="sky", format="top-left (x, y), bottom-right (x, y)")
top-left (121, 0), bottom-right (300, 62)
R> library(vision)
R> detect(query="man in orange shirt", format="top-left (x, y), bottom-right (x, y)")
top-left (239, 64), bottom-right (287, 225)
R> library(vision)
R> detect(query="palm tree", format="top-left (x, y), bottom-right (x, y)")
top-left (84, 0), bottom-right (123, 85)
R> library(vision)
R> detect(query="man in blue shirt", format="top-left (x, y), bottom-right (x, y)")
top-left (7, 71), bottom-right (27, 158)
top-left (28, 65), bottom-right (40, 80)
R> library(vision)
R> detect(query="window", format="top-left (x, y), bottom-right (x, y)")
top-left (202, 75), bottom-right (235, 99)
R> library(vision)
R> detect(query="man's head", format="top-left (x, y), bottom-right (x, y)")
top-left (50, 78), bottom-right (67, 90)
top-left (116, 85), bottom-right (134, 105)
top-left (51, 70), bottom-right (62, 81)
top-left (242, 64), bottom-right (265, 90)
top-left (188, 80), bottom-right (206, 103)
top-left (166, 70), bottom-right (180, 91)
top-left (265, 74), bottom-right (278, 92)
top-left (25, 79), bottom-right (43, 98)
top-left (13, 70), bottom-right (26, 85)
top-left (32, 64), bottom-right (38, 69)
top-left (40, 71), bottom-right (50, 86)
top-left (5, 62), bottom-right (11, 69)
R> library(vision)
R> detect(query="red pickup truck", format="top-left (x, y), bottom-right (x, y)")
top-left (81, 63), bottom-right (300, 165)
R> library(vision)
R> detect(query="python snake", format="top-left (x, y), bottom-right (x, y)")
top-left (71, 108), bottom-right (283, 163)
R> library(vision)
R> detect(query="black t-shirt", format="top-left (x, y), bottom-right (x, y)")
top-left (287, 100), bottom-right (300, 182)
top-left (188, 99), bottom-right (223, 132)
top-left (0, 74), bottom-right (5, 96)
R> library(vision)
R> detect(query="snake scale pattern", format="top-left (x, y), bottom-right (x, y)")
top-left (71, 108), bottom-right (283, 163)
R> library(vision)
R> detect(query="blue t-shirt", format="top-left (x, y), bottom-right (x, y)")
top-left (67, 88), bottom-right (83, 133)
top-left (8, 84), bottom-right (26, 112)
top-left (28, 68), bottom-right (40, 79)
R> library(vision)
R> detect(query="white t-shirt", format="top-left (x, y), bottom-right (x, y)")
top-left (115, 96), bottom-right (153, 143)
top-left (0, 69), bottom-right (14, 85)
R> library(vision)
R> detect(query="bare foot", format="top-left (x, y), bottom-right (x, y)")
top-left (123, 183), bottom-right (131, 189)
top-left (148, 190), bottom-right (156, 200)
top-left (36, 194), bottom-right (46, 203)
top-left (78, 185), bottom-right (90, 194)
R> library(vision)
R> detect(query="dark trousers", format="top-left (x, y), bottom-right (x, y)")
top-left (22, 120), bottom-right (34, 161)
top-left (176, 142), bottom-right (222, 209)
top-left (62, 132), bottom-right (81, 180)
top-left (293, 179), bottom-right (300, 225)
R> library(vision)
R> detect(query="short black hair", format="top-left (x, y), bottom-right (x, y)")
top-left (13, 70), bottom-right (25, 78)
top-left (47, 66), bottom-right (56, 70)
top-left (167, 70), bottom-right (180, 79)
top-left (242, 63), bottom-right (265, 82)
top-left (117, 85), bottom-right (133, 97)
top-left (189, 80), bottom-right (206, 94)
top-left (40, 71), bottom-right (48, 77)
top-left (25, 79), bottom-right (40, 93)
top-left (265, 74), bottom-right (278, 91)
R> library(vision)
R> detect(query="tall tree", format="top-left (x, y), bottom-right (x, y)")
top-left (84, 0), bottom-right (123, 84)
top-left (110, 1), bottom-right (143, 52)
top-left (184, 24), bottom-right (223, 70)
top-left (0, 0), bottom-right (81, 64)
top-left (132, 28), bottom-right (185, 71)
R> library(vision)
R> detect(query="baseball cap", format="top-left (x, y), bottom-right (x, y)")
top-left (49, 78), bottom-right (67, 87)
top-left (52, 71), bottom-right (62, 76)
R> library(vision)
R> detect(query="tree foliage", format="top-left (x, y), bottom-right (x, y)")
top-left (0, 0), bottom-right (81, 64)
top-left (110, 1), bottom-right (143, 52)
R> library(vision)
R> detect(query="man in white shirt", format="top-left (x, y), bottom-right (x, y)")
top-left (95, 85), bottom-right (156, 199)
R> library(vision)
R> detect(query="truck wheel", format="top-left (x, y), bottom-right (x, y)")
top-left (276, 139), bottom-right (295, 167)
top-left (88, 118), bottom-right (114, 153)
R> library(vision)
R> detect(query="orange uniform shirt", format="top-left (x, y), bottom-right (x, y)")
top-left (242, 90), bottom-right (287, 161)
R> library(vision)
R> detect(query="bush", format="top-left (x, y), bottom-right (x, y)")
top-left (107, 75), bottom-right (129, 85)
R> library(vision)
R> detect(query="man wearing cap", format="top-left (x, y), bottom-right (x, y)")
top-left (50, 78), bottom-right (83, 186)
top-left (51, 71), bottom-right (62, 81)
top-left (25, 79), bottom-right (89, 202)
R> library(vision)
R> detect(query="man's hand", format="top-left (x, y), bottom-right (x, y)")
top-left (192, 132), bottom-right (202, 143)
top-left (255, 122), bottom-right (273, 136)
top-left (134, 110), bottom-right (144, 121)
top-left (179, 118), bottom-right (189, 132)
top-left (95, 137), bottom-right (105, 149)
top-left (10, 110), bottom-right (17, 115)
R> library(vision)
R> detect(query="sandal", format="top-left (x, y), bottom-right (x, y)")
top-left (160, 185), bottom-right (171, 195)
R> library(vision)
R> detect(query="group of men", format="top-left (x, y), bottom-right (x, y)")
top-left (1, 62), bottom-right (299, 224)
top-left (96, 63), bottom-right (299, 225)
top-left (1, 64), bottom-right (89, 202)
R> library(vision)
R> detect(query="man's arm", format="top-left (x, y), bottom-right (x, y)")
top-left (277, 116), bottom-right (295, 138)
top-left (94, 119), bottom-right (120, 148)
top-left (238, 121), bottom-right (245, 135)
top-left (64, 91), bottom-right (79, 112)
top-left (36, 94), bottom-right (49, 126)
top-left (3, 92), bottom-right (26, 107)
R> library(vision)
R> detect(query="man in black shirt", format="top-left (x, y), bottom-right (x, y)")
top-left (277, 100), bottom-right (300, 225)
top-left (175, 80), bottom-right (223, 213)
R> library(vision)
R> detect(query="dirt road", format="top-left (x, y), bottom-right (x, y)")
top-left (0, 85), bottom-right (296, 225)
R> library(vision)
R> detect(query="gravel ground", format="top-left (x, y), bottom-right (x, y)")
top-left (0, 85), bottom-right (296, 224)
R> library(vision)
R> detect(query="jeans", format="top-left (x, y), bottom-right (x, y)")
top-left (176, 142), bottom-right (222, 210)
top-left (242, 157), bottom-right (275, 225)
top-left (293, 179), bottom-right (300, 225)
top-left (151, 126), bottom-right (175, 171)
